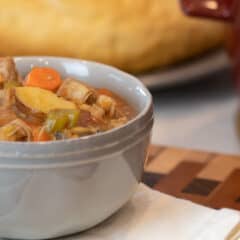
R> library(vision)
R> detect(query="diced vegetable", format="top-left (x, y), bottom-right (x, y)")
top-left (57, 79), bottom-right (97, 104)
top-left (24, 67), bottom-right (62, 91)
top-left (45, 109), bottom-right (80, 133)
top-left (32, 126), bottom-right (52, 142)
top-left (97, 88), bottom-right (114, 97)
top-left (0, 57), bottom-right (135, 142)
top-left (15, 87), bottom-right (76, 114)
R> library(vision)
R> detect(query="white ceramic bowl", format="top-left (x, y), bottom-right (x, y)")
top-left (0, 57), bottom-right (153, 239)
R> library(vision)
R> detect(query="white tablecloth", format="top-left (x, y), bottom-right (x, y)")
top-left (62, 184), bottom-right (240, 240)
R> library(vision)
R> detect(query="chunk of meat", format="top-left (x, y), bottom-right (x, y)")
top-left (0, 108), bottom-right (17, 126)
top-left (78, 110), bottom-right (96, 127)
top-left (0, 57), bottom-right (21, 88)
top-left (0, 88), bottom-right (15, 108)
top-left (0, 89), bottom-right (17, 126)
top-left (96, 94), bottom-right (116, 117)
top-left (79, 104), bottom-right (105, 122)
top-left (77, 109), bottom-right (109, 131)
top-left (57, 79), bottom-right (97, 105)
top-left (14, 95), bottom-right (46, 125)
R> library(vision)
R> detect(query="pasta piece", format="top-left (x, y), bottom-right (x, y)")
top-left (70, 126), bottom-right (98, 136)
top-left (0, 119), bottom-right (32, 141)
top-left (57, 79), bottom-right (97, 105)
top-left (55, 127), bottom-right (97, 139)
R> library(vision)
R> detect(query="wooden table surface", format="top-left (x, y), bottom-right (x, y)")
top-left (143, 145), bottom-right (240, 211)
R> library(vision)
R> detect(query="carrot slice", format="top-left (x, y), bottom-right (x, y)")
top-left (24, 67), bottom-right (62, 91)
top-left (97, 88), bottom-right (114, 97)
top-left (32, 126), bottom-right (52, 142)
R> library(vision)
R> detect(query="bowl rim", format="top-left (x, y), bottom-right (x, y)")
top-left (0, 56), bottom-right (153, 147)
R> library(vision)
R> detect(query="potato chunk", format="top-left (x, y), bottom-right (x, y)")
top-left (15, 87), bottom-right (76, 114)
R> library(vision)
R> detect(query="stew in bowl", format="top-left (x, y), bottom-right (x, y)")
top-left (0, 57), bottom-right (135, 142)
top-left (0, 56), bottom-right (153, 240)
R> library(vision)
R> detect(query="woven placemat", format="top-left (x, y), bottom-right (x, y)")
top-left (143, 145), bottom-right (240, 210)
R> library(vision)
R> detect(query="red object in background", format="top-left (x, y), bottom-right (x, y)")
top-left (180, 0), bottom-right (240, 90)
top-left (180, 0), bottom-right (235, 20)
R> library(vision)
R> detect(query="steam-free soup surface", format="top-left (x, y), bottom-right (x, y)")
top-left (0, 57), bottom-right (135, 142)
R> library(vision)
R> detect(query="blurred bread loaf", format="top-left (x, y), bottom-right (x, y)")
top-left (0, 0), bottom-right (227, 72)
